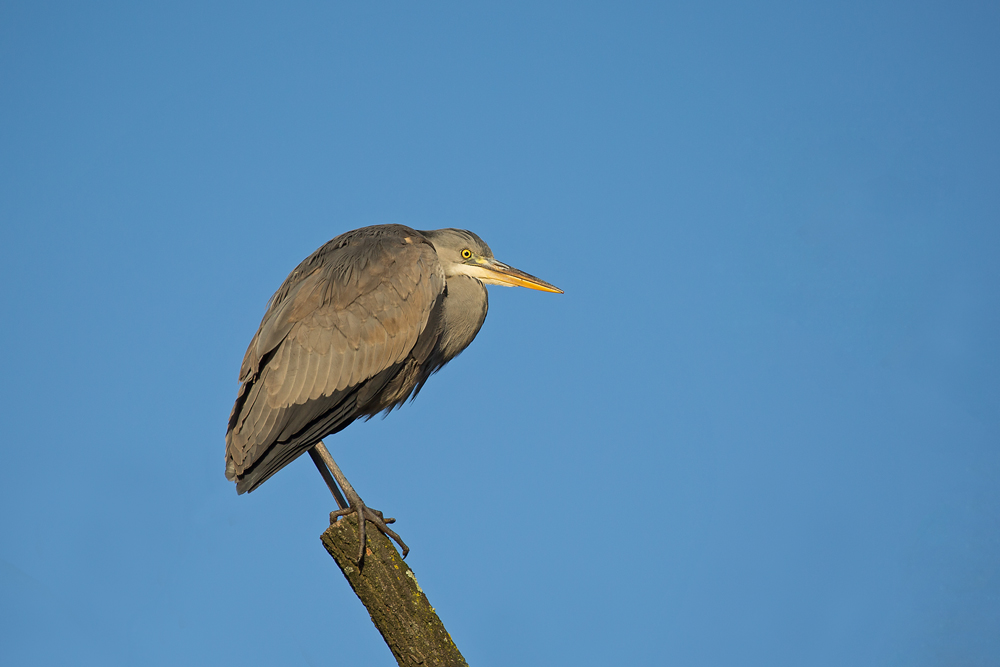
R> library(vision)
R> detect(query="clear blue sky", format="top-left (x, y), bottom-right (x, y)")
top-left (2, 3), bottom-right (998, 665)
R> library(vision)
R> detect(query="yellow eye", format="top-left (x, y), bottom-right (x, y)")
top-left (461, 249), bottom-right (473, 260)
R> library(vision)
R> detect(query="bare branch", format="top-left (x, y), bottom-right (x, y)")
top-left (321, 515), bottom-right (468, 666)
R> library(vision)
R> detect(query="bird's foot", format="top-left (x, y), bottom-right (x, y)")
top-left (330, 500), bottom-right (410, 566)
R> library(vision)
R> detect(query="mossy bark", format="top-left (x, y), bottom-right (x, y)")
top-left (321, 515), bottom-right (468, 666)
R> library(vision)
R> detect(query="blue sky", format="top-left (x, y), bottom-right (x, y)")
top-left (2, 2), bottom-right (998, 665)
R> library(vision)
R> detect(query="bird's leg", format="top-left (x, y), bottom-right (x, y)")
top-left (307, 446), bottom-right (348, 511)
top-left (312, 440), bottom-right (410, 566)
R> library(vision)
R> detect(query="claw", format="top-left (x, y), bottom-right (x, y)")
top-left (312, 442), bottom-right (409, 566)
top-left (330, 502), bottom-right (410, 565)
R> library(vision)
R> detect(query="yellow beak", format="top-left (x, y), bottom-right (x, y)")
top-left (481, 260), bottom-right (563, 293)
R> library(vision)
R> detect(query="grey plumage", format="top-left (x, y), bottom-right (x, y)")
top-left (226, 224), bottom-right (560, 497)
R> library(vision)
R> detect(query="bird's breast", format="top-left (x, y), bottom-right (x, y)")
top-left (436, 276), bottom-right (489, 363)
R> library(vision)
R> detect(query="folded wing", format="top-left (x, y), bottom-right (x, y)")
top-left (225, 225), bottom-right (445, 493)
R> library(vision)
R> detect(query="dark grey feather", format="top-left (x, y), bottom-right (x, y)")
top-left (226, 224), bottom-right (489, 494)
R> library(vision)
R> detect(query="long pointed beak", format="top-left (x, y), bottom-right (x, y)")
top-left (481, 260), bottom-right (563, 293)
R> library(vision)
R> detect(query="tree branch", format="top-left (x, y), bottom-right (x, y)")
top-left (321, 515), bottom-right (468, 666)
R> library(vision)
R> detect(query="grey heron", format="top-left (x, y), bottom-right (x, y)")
top-left (225, 224), bottom-right (562, 563)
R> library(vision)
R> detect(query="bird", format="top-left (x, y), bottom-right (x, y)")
top-left (225, 224), bottom-right (562, 563)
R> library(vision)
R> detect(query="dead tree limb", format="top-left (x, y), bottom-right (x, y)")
top-left (321, 515), bottom-right (468, 666)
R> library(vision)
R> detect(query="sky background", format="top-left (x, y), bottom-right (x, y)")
top-left (2, 2), bottom-right (998, 665)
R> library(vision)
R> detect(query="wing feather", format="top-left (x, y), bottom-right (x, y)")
top-left (279, 342), bottom-right (310, 408)
top-left (300, 344), bottom-right (323, 404)
top-left (225, 225), bottom-right (446, 491)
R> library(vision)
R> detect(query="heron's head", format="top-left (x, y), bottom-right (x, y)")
top-left (420, 228), bottom-right (563, 293)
